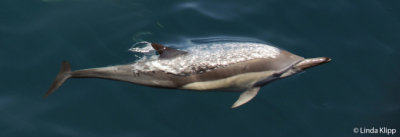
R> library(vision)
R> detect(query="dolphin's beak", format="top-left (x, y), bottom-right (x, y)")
top-left (295, 57), bottom-right (331, 70)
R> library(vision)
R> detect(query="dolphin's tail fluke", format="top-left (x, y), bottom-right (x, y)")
top-left (44, 61), bottom-right (72, 98)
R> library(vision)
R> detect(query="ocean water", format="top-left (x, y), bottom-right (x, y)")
top-left (1, 0), bottom-right (399, 137)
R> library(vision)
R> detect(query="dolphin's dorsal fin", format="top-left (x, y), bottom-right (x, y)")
top-left (232, 87), bottom-right (261, 108)
top-left (151, 43), bottom-right (187, 59)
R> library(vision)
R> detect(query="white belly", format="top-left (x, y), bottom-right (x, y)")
top-left (181, 70), bottom-right (276, 91)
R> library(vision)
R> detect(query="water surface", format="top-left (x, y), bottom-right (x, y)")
top-left (1, 0), bottom-right (399, 136)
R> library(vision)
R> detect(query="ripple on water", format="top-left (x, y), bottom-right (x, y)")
top-left (174, 1), bottom-right (256, 21)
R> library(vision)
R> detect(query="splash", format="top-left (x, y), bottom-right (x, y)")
top-left (131, 38), bottom-right (281, 75)
top-left (129, 41), bottom-right (154, 54)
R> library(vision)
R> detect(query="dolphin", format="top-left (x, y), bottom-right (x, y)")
top-left (45, 42), bottom-right (331, 108)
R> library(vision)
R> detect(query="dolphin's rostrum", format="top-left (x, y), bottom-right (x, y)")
top-left (45, 42), bottom-right (331, 108)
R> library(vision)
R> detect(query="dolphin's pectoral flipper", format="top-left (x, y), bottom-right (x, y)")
top-left (151, 43), bottom-right (187, 59)
top-left (44, 61), bottom-right (72, 98)
top-left (232, 87), bottom-right (261, 108)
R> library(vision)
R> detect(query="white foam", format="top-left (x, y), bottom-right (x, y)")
top-left (131, 42), bottom-right (280, 75)
top-left (129, 41), bottom-right (154, 54)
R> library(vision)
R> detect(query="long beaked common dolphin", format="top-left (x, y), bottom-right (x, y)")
top-left (45, 41), bottom-right (331, 108)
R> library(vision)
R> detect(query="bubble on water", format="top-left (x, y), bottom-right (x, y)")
top-left (129, 41), bottom-right (155, 54)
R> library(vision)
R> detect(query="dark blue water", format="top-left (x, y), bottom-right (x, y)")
top-left (1, 0), bottom-right (399, 136)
